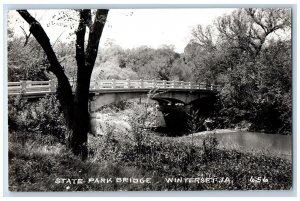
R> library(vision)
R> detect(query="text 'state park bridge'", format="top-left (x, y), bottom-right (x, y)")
top-left (8, 79), bottom-right (219, 131)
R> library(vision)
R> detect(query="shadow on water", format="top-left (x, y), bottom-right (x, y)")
top-left (151, 127), bottom-right (188, 137)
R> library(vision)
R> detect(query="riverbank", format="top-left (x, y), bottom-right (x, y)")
top-left (9, 130), bottom-right (292, 191)
top-left (192, 129), bottom-right (239, 136)
top-left (90, 110), bottom-right (292, 161)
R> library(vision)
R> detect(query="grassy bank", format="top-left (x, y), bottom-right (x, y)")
top-left (9, 130), bottom-right (292, 191)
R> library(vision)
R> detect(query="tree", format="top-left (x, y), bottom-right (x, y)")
top-left (187, 8), bottom-right (291, 134)
top-left (17, 9), bottom-right (109, 160)
top-left (191, 24), bottom-right (215, 51)
top-left (121, 45), bottom-right (180, 80)
top-left (216, 8), bottom-right (291, 58)
top-left (8, 36), bottom-right (50, 81)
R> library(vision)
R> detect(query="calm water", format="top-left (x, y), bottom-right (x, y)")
top-left (213, 131), bottom-right (292, 160)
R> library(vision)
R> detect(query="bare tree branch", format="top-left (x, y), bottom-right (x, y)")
top-left (216, 8), bottom-right (291, 58)
top-left (19, 26), bottom-right (31, 47)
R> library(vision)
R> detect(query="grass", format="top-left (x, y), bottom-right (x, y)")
top-left (8, 129), bottom-right (292, 191)
top-left (9, 132), bottom-right (155, 191)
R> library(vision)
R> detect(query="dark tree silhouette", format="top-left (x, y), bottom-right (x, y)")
top-left (17, 9), bottom-right (109, 160)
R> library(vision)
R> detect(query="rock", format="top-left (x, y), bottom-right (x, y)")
top-left (90, 113), bottom-right (131, 136)
top-left (235, 120), bottom-right (252, 131)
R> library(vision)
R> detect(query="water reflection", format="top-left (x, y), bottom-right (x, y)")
top-left (215, 132), bottom-right (292, 160)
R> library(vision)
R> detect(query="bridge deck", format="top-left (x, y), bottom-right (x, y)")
top-left (8, 79), bottom-right (219, 97)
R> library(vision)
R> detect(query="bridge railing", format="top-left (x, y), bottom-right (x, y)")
top-left (8, 79), bottom-right (219, 95)
top-left (8, 80), bottom-right (56, 95)
top-left (92, 79), bottom-right (219, 91)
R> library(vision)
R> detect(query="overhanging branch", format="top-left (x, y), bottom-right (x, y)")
top-left (17, 10), bottom-right (62, 75)
top-left (17, 10), bottom-right (74, 128)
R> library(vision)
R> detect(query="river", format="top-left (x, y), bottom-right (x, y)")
top-left (91, 112), bottom-right (292, 160)
top-left (191, 130), bottom-right (292, 160)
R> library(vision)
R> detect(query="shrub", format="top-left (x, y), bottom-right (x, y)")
top-left (8, 95), bottom-right (67, 141)
top-left (186, 109), bottom-right (205, 134)
top-left (127, 100), bottom-right (158, 152)
top-left (8, 95), bottom-right (27, 132)
top-left (98, 100), bottom-right (132, 113)
top-left (202, 132), bottom-right (219, 162)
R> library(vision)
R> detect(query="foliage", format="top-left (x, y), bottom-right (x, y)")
top-left (202, 133), bottom-right (219, 162)
top-left (186, 109), bottom-right (206, 134)
top-left (216, 8), bottom-right (290, 58)
top-left (96, 44), bottom-right (191, 81)
top-left (8, 37), bottom-right (50, 81)
top-left (53, 41), bottom-right (77, 81)
top-left (126, 91), bottom-right (159, 152)
top-left (97, 100), bottom-right (133, 114)
top-left (213, 40), bottom-right (292, 134)
top-left (186, 8), bottom-right (292, 134)
top-left (8, 95), bottom-right (67, 141)
top-left (8, 95), bottom-right (27, 132)
top-left (92, 42), bottom-right (139, 80)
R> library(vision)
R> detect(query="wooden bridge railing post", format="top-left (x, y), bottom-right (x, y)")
top-left (50, 80), bottom-right (56, 92)
top-left (140, 79), bottom-right (144, 88)
top-left (98, 80), bottom-right (102, 89)
top-left (163, 80), bottom-right (166, 88)
top-left (127, 79), bottom-right (131, 89)
top-left (21, 81), bottom-right (27, 94)
top-left (27, 80), bottom-right (32, 87)
top-left (172, 80), bottom-right (176, 88)
top-left (112, 79), bottom-right (116, 88)
top-left (181, 81), bottom-right (184, 89)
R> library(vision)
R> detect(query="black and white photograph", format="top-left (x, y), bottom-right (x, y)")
top-left (6, 7), bottom-right (293, 192)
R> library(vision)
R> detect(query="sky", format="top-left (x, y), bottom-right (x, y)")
top-left (8, 8), bottom-right (235, 53)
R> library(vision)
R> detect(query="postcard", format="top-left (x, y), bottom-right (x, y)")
top-left (7, 7), bottom-right (292, 192)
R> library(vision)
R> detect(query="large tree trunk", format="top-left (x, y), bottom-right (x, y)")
top-left (69, 69), bottom-right (92, 159)
top-left (68, 9), bottom-right (108, 160)
top-left (17, 9), bottom-right (108, 160)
